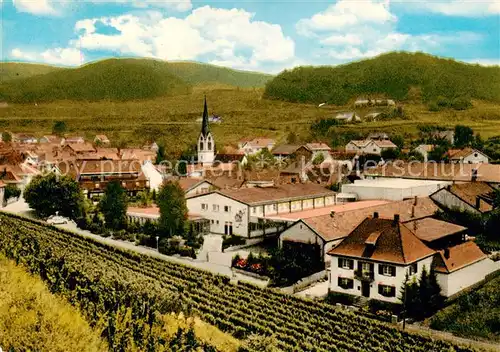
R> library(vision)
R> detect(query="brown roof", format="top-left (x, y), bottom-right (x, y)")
top-left (58, 159), bottom-right (142, 176)
top-left (405, 218), bottom-right (467, 242)
top-left (217, 183), bottom-right (335, 205)
top-left (374, 140), bottom-right (397, 148)
top-left (448, 182), bottom-right (496, 212)
top-left (366, 162), bottom-right (500, 183)
top-left (64, 142), bottom-right (96, 153)
top-left (448, 148), bottom-right (486, 160)
top-left (0, 165), bottom-right (22, 182)
top-left (215, 154), bottom-right (246, 163)
top-left (272, 144), bottom-right (301, 155)
top-left (433, 241), bottom-right (487, 273)
top-left (241, 138), bottom-right (275, 148)
top-left (328, 217), bottom-right (435, 264)
top-left (0, 180), bottom-right (5, 187)
top-left (302, 197), bottom-right (439, 242)
top-left (206, 175), bottom-right (244, 190)
top-left (306, 143), bottom-right (331, 151)
top-left (176, 178), bottom-right (208, 192)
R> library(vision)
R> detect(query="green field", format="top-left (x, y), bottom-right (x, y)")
top-left (1, 86), bottom-right (500, 156)
top-left (0, 62), bottom-right (65, 82)
top-left (430, 275), bottom-right (500, 342)
top-left (0, 255), bottom-right (107, 352)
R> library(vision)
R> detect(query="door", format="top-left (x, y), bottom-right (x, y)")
top-left (361, 281), bottom-right (370, 298)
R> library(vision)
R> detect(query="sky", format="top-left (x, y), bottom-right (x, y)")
top-left (1, 0), bottom-right (499, 73)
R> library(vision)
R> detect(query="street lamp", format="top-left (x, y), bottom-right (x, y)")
top-left (155, 236), bottom-right (159, 251)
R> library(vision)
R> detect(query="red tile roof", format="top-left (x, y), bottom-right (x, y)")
top-left (328, 217), bottom-right (435, 264)
top-left (433, 241), bottom-right (487, 273)
top-left (405, 218), bottom-right (467, 242)
top-left (217, 183), bottom-right (335, 205)
top-left (302, 197), bottom-right (439, 242)
top-left (448, 182), bottom-right (496, 212)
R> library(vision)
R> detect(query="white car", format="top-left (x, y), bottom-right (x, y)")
top-left (46, 214), bottom-right (69, 225)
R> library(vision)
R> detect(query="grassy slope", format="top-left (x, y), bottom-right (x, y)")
top-left (0, 62), bottom-right (65, 83)
top-left (430, 275), bottom-right (500, 342)
top-left (263, 52), bottom-right (500, 104)
top-left (0, 59), bottom-right (272, 103)
top-left (0, 59), bottom-right (191, 103)
top-left (0, 255), bottom-right (107, 352)
top-left (1, 87), bottom-right (500, 155)
top-left (167, 61), bottom-right (272, 87)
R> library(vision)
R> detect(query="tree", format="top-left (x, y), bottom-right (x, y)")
top-left (400, 267), bottom-right (443, 320)
top-left (3, 184), bottom-right (21, 204)
top-left (52, 120), bottom-right (67, 136)
top-left (391, 134), bottom-right (405, 150)
top-left (286, 131), bottom-right (298, 144)
top-left (157, 181), bottom-right (188, 237)
top-left (381, 148), bottom-right (400, 161)
top-left (99, 181), bottom-right (128, 230)
top-left (1, 132), bottom-right (12, 143)
top-left (312, 153), bottom-right (325, 165)
top-left (427, 145), bottom-right (449, 162)
top-left (454, 125), bottom-right (474, 148)
top-left (24, 173), bottom-right (85, 219)
top-left (137, 189), bottom-right (153, 208)
top-left (155, 142), bottom-right (166, 164)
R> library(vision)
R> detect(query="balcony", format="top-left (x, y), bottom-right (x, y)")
top-left (354, 269), bottom-right (374, 282)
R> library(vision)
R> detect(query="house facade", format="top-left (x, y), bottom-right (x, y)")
top-left (238, 138), bottom-right (275, 155)
top-left (449, 148), bottom-right (489, 164)
top-left (345, 139), bottom-right (397, 156)
top-left (430, 182), bottom-right (495, 215)
top-left (186, 184), bottom-right (336, 238)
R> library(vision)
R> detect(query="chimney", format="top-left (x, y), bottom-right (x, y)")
top-left (393, 214), bottom-right (400, 225)
top-left (471, 168), bottom-right (478, 182)
top-left (475, 196), bottom-right (481, 210)
top-left (414, 196), bottom-right (418, 206)
top-left (373, 212), bottom-right (379, 218)
top-left (411, 205), bottom-right (415, 218)
top-left (444, 248), bottom-right (450, 259)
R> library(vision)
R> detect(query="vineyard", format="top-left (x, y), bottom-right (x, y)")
top-left (0, 212), bottom-right (477, 352)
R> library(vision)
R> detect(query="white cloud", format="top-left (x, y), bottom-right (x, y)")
top-left (12, 0), bottom-right (58, 15)
top-left (297, 0), bottom-right (395, 36)
top-left (400, 0), bottom-right (500, 17)
top-left (89, 0), bottom-right (192, 12)
top-left (70, 6), bottom-right (295, 72)
top-left (465, 58), bottom-right (500, 66)
top-left (297, 0), bottom-right (485, 63)
top-left (10, 47), bottom-right (84, 66)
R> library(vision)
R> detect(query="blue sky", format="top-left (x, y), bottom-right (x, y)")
top-left (1, 0), bottom-right (499, 73)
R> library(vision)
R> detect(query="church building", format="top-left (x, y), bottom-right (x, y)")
top-left (197, 96), bottom-right (215, 166)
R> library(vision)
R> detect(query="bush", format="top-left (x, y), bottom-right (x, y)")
top-left (222, 235), bottom-right (246, 250)
top-left (428, 101), bottom-right (440, 112)
top-left (325, 292), bottom-right (357, 306)
top-left (451, 97), bottom-right (473, 110)
top-left (368, 299), bottom-right (402, 316)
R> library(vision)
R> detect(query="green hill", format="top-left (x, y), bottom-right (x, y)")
top-left (0, 62), bottom-right (65, 82)
top-left (0, 59), bottom-right (191, 103)
top-left (0, 58), bottom-right (272, 103)
top-left (263, 52), bottom-right (500, 105)
top-left (165, 61), bottom-right (272, 87)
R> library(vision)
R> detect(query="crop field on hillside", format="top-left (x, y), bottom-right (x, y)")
top-left (0, 212), bottom-right (478, 352)
top-left (1, 87), bottom-right (500, 155)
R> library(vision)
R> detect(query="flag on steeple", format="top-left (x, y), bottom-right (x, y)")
top-left (201, 95), bottom-right (210, 137)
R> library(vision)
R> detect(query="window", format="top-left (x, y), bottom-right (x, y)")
top-left (199, 142), bottom-right (203, 150)
top-left (378, 285), bottom-right (396, 297)
top-left (212, 204), bottom-right (219, 212)
top-left (338, 277), bottom-right (354, 289)
top-left (252, 207), bottom-right (257, 214)
top-left (361, 262), bottom-right (371, 273)
top-left (201, 203), bottom-right (208, 211)
top-left (272, 204), bottom-right (277, 211)
top-left (379, 264), bottom-right (396, 277)
top-left (201, 187), bottom-right (209, 193)
top-left (409, 263), bottom-right (418, 275)
top-left (211, 220), bottom-right (214, 224)
top-left (474, 153), bottom-right (478, 157)
top-left (224, 206), bottom-right (231, 213)
top-left (95, 183), bottom-right (100, 188)
top-left (338, 258), bottom-right (354, 270)
top-left (216, 220), bottom-right (219, 225)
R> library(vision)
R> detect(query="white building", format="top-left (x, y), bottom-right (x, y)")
top-left (345, 139), bottom-right (397, 155)
top-left (238, 138), bottom-right (276, 155)
top-left (197, 97), bottom-right (215, 166)
top-left (141, 161), bottom-right (164, 191)
top-left (178, 178), bottom-right (216, 198)
top-left (335, 112), bottom-right (361, 122)
top-left (341, 178), bottom-right (451, 201)
top-left (306, 143), bottom-right (332, 162)
top-left (414, 144), bottom-right (434, 162)
top-left (449, 148), bottom-right (489, 164)
top-left (0, 181), bottom-right (5, 207)
top-left (186, 184), bottom-right (336, 238)
top-left (328, 214), bottom-right (497, 302)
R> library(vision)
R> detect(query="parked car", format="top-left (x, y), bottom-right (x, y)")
top-left (46, 213), bottom-right (69, 225)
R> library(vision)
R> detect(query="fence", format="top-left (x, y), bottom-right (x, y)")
top-left (281, 270), bottom-right (327, 294)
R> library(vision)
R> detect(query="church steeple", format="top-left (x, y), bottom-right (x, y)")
top-left (201, 95), bottom-right (210, 137)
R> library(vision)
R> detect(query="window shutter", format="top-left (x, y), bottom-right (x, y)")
top-left (369, 263), bottom-right (374, 273)
top-left (349, 260), bottom-right (354, 270)
top-left (337, 277), bottom-right (342, 287)
top-left (338, 258), bottom-right (343, 268)
top-left (390, 287), bottom-right (396, 297)
top-left (391, 266), bottom-right (396, 277)
top-left (378, 264), bottom-right (384, 275)
top-left (378, 285), bottom-right (383, 295)
top-left (348, 279), bottom-right (354, 289)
